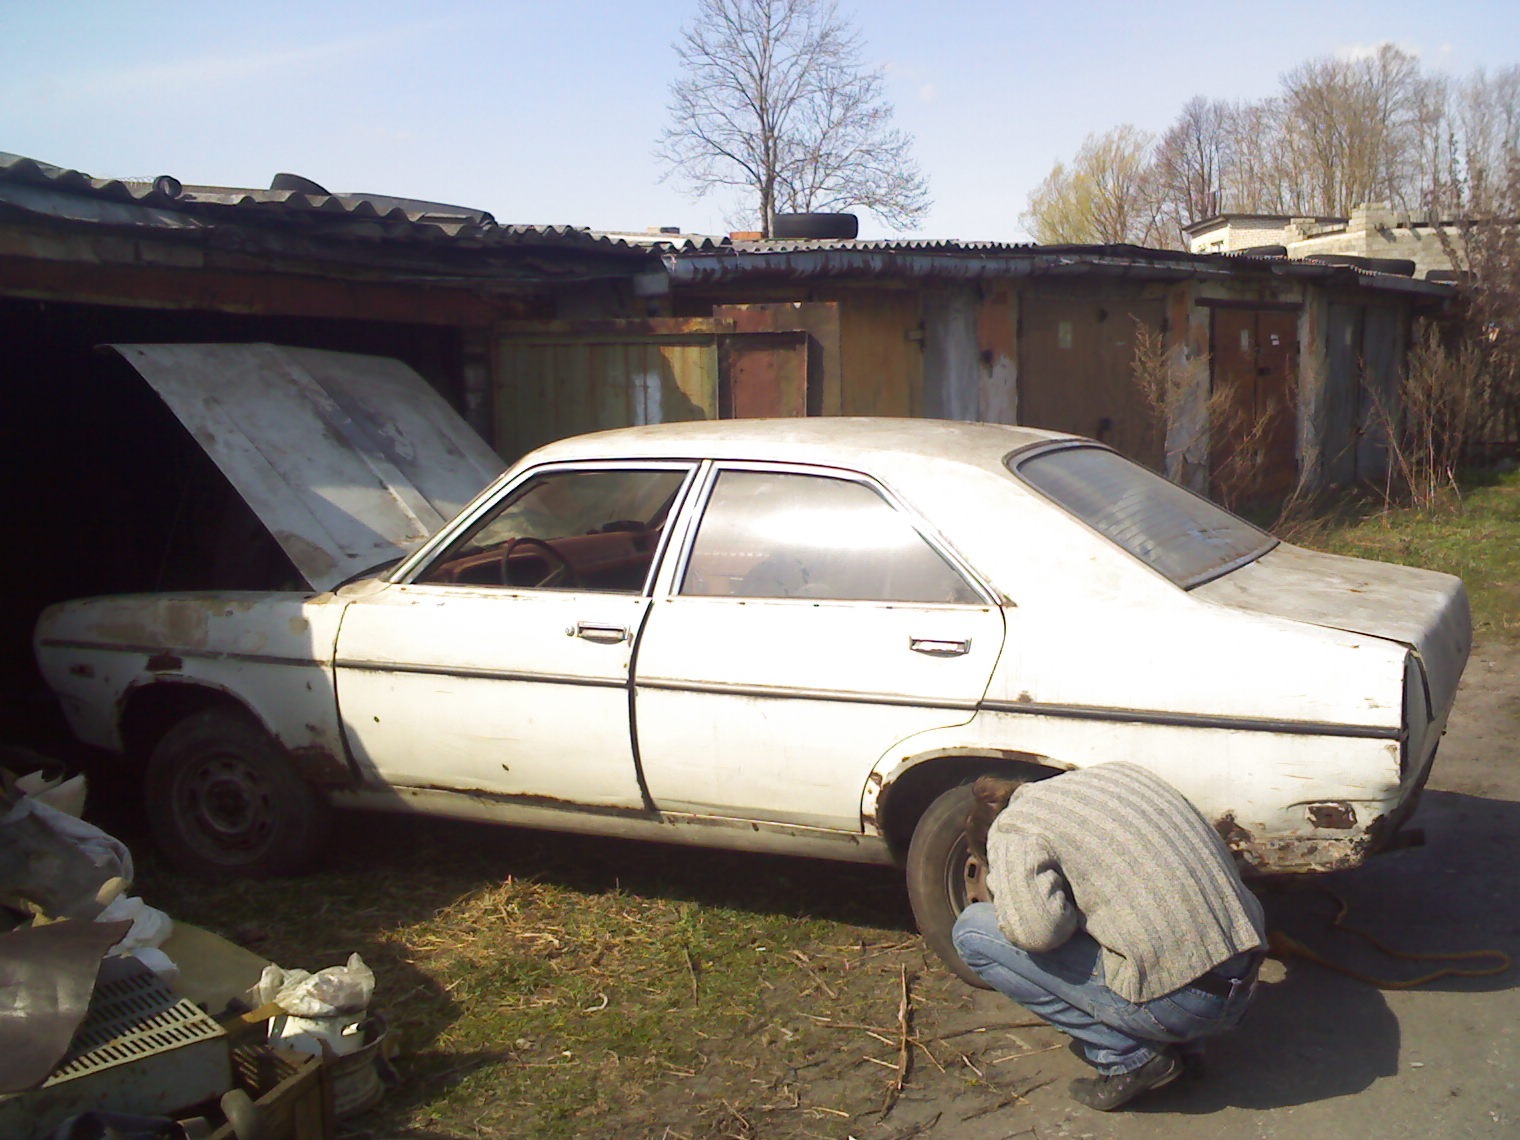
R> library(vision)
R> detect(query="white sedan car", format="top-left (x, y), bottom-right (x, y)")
top-left (36, 348), bottom-right (1470, 983)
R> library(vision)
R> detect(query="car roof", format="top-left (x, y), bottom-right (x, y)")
top-left (520, 417), bottom-right (1076, 470)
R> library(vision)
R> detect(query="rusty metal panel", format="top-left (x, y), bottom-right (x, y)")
top-left (1018, 295), bottom-right (1165, 467)
top-left (719, 330), bottom-right (809, 417)
top-left (976, 289), bottom-right (1019, 424)
top-left (713, 302), bottom-right (841, 416)
top-left (105, 343), bottom-right (503, 591)
top-left (1209, 309), bottom-right (1300, 505)
top-left (494, 321), bottom-right (721, 460)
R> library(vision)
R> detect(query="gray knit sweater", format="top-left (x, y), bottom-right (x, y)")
top-left (985, 762), bottom-right (1266, 1003)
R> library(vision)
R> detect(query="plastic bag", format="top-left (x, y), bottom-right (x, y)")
top-left (13, 770), bottom-right (87, 818)
top-left (258, 953), bottom-right (374, 1017)
top-left (97, 893), bottom-right (174, 955)
top-left (0, 795), bottom-right (133, 920)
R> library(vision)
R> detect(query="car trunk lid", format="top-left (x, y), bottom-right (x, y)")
top-left (1192, 542), bottom-right (1471, 714)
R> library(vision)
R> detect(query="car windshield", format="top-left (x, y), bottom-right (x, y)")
top-left (1012, 445), bottom-right (1276, 588)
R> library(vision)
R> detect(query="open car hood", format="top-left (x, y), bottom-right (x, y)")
top-left (1192, 541), bottom-right (1471, 715)
top-left (108, 343), bottom-right (503, 592)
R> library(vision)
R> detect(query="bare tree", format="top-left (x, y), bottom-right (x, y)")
top-left (1445, 152), bottom-right (1520, 447)
top-left (658, 0), bottom-right (929, 236)
top-left (1454, 66), bottom-right (1520, 212)
top-left (1022, 125), bottom-right (1162, 245)
top-left (1212, 98), bottom-right (1298, 215)
top-left (1279, 44), bottom-right (1437, 215)
top-left (1028, 44), bottom-right (1517, 256)
top-left (1153, 97), bottom-right (1234, 244)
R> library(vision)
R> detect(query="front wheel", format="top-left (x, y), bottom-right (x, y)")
top-left (906, 783), bottom-right (997, 988)
top-left (146, 708), bottom-right (331, 877)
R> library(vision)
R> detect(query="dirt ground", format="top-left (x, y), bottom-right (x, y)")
top-left (619, 637), bottom-right (1520, 1140)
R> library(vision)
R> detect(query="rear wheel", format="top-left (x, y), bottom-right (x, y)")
top-left (906, 782), bottom-right (1001, 988)
top-left (146, 708), bottom-right (330, 877)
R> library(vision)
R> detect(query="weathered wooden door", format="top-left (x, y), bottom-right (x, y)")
top-left (1018, 296), bottom-right (1166, 468)
top-left (1325, 304), bottom-right (1365, 488)
top-left (495, 320), bottom-right (722, 461)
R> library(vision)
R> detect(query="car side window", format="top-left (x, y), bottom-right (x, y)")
top-left (680, 470), bottom-right (981, 604)
top-left (414, 468), bottom-right (688, 592)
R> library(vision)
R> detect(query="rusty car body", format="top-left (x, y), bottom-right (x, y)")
top-left (34, 346), bottom-right (1471, 982)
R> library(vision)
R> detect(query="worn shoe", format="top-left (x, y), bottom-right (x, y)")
top-left (1069, 1049), bottom-right (1183, 1111)
top-left (1065, 1037), bottom-right (1205, 1079)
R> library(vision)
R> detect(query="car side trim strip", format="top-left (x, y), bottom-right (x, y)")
top-left (39, 638), bottom-right (312, 669)
top-left (980, 698), bottom-right (1403, 739)
top-left (635, 677), bottom-right (978, 711)
top-left (335, 659), bottom-right (628, 689)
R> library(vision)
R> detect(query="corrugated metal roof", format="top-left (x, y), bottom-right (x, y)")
top-left (0, 152), bottom-right (656, 256)
top-left (728, 236), bottom-right (1039, 254)
top-left (661, 236), bottom-right (1453, 295)
top-left (0, 152), bottom-right (1456, 296)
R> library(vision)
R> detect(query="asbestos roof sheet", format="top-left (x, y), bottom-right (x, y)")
top-left (0, 152), bottom-right (655, 256)
top-left (0, 152), bottom-right (1457, 296)
top-left (661, 236), bottom-right (1454, 295)
top-left (727, 237), bottom-right (1039, 255)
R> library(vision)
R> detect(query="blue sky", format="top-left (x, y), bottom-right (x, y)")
top-left (4, 1), bottom-right (1518, 242)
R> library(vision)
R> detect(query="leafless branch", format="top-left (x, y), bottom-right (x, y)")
top-left (657, 0), bottom-right (929, 235)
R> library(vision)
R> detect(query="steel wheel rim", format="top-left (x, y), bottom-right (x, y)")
top-left (944, 833), bottom-right (991, 910)
top-left (174, 752), bottom-right (275, 862)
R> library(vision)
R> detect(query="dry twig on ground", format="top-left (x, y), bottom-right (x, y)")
top-left (880, 965), bottom-right (912, 1116)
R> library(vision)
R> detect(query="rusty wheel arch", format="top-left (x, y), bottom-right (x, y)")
top-left (119, 681), bottom-right (252, 767)
top-left (876, 753), bottom-right (1063, 863)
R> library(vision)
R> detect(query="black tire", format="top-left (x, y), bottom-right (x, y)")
top-left (771, 212), bottom-right (859, 240)
top-left (146, 708), bottom-right (331, 877)
top-left (906, 782), bottom-right (997, 989)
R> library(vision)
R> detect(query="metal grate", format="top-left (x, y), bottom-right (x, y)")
top-left (42, 957), bottom-right (226, 1086)
top-left (0, 956), bottom-right (232, 1140)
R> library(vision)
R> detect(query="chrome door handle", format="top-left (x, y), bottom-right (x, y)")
top-left (910, 636), bottom-right (971, 657)
top-left (568, 622), bottom-right (629, 643)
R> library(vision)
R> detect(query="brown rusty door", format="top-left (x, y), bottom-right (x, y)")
top-left (1210, 308), bottom-right (1298, 506)
top-left (718, 330), bottom-right (809, 418)
top-left (713, 303), bottom-right (833, 418)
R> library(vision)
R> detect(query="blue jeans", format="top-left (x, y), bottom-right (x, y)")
top-left (952, 902), bottom-right (1256, 1075)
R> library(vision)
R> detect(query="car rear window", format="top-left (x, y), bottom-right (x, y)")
top-left (1012, 445), bottom-right (1276, 588)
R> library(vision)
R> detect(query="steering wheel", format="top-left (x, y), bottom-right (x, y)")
top-left (500, 536), bottom-right (580, 588)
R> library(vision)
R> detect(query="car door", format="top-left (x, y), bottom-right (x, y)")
top-left (633, 464), bottom-right (1006, 830)
top-left (334, 463), bottom-right (695, 809)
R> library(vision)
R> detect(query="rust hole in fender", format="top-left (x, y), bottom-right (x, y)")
top-left (1307, 802), bottom-right (1358, 829)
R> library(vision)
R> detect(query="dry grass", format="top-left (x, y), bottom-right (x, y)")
top-left (131, 813), bottom-right (984, 1138)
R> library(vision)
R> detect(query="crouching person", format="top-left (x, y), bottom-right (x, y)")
top-left (952, 762), bottom-right (1266, 1112)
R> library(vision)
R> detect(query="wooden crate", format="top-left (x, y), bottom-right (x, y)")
top-left (210, 1045), bottom-right (333, 1140)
